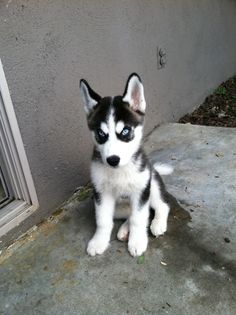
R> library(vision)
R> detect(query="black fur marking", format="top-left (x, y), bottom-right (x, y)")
top-left (92, 148), bottom-right (102, 163)
top-left (153, 170), bottom-right (169, 204)
top-left (80, 79), bottom-right (101, 103)
top-left (139, 152), bottom-right (150, 172)
top-left (140, 176), bottom-right (151, 207)
top-left (132, 148), bottom-right (150, 172)
top-left (93, 186), bottom-right (101, 205)
top-left (113, 96), bottom-right (144, 126)
top-left (133, 148), bottom-right (142, 161)
top-left (86, 94), bottom-right (144, 134)
top-left (87, 97), bottom-right (112, 130)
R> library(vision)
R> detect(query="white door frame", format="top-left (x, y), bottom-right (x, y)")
top-left (0, 59), bottom-right (39, 237)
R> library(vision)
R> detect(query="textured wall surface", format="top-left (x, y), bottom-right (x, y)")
top-left (0, 0), bottom-right (236, 238)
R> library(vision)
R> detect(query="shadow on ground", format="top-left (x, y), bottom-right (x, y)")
top-left (0, 124), bottom-right (235, 315)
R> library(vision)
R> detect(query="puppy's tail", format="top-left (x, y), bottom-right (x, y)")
top-left (153, 163), bottom-right (174, 175)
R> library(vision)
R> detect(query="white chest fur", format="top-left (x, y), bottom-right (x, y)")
top-left (91, 161), bottom-right (150, 198)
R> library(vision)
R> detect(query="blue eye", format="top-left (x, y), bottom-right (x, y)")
top-left (117, 126), bottom-right (133, 142)
top-left (97, 128), bottom-right (106, 138)
top-left (121, 127), bottom-right (130, 136)
top-left (96, 128), bottom-right (108, 144)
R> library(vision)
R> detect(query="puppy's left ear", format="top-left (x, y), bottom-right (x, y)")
top-left (122, 73), bottom-right (146, 113)
top-left (80, 79), bottom-right (101, 114)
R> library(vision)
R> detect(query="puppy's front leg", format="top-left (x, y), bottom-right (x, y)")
top-left (87, 191), bottom-right (115, 256)
top-left (128, 190), bottom-right (150, 257)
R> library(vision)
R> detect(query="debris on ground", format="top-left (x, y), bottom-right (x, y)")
top-left (137, 254), bottom-right (145, 264)
top-left (179, 76), bottom-right (236, 127)
top-left (0, 184), bottom-right (92, 263)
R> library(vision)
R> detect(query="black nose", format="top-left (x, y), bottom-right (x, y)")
top-left (106, 155), bottom-right (120, 167)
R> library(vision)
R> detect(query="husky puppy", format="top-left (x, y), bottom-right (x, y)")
top-left (80, 73), bottom-right (172, 257)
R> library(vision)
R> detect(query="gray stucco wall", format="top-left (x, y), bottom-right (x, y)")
top-left (0, 0), bottom-right (236, 239)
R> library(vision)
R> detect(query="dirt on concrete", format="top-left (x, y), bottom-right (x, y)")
top-left (1, 124), bottom-right (236, 315)
top-left (179, 76), bottom-right (236, 127)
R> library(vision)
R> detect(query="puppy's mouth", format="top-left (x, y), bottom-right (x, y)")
top-left (105, 161), bottom-right (120, 169)
top-left (107, 164), bottom-right (119, 169)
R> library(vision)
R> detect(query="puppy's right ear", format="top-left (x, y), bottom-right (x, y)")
top-left (80, 79), bottom-right (101, 114)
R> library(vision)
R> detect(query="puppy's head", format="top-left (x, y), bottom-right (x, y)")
top-left (80, 73), bottom-right (146, 168)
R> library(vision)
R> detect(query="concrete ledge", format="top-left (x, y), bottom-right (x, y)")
top-left (0, 123), bottom-right (235, 315)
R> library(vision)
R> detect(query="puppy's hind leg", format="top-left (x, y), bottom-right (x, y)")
top-left (150, 172), bottom-right (170, 237)
top-left (150, 200), bottom-right (169, 237)
top-left (117, 219), bottom-right (129, 242)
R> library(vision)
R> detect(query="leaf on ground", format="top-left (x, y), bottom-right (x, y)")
top-left (137, 255), bottom-right (145, 264)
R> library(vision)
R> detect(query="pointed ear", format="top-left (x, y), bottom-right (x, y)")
top-left (122, 73), bottom-right (146, 113)
top-left (80, 79), bottom-right (101, 114)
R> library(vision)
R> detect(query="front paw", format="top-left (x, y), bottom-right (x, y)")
top-left (150, 218), bottom-right (167, 237)
top-left (87, 237), bottom-right (109, 256)
top-left (128, 234), bottom-right (148, 257)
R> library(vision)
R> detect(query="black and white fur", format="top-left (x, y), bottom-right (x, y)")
top-left (80, 73), bottom-right (172, 257)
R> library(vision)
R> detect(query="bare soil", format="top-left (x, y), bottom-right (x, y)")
top-left (179, 76), bottom-right (236, 127)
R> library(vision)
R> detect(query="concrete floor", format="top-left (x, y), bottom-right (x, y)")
top-left (0, 123), bottom-right (235, 315)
